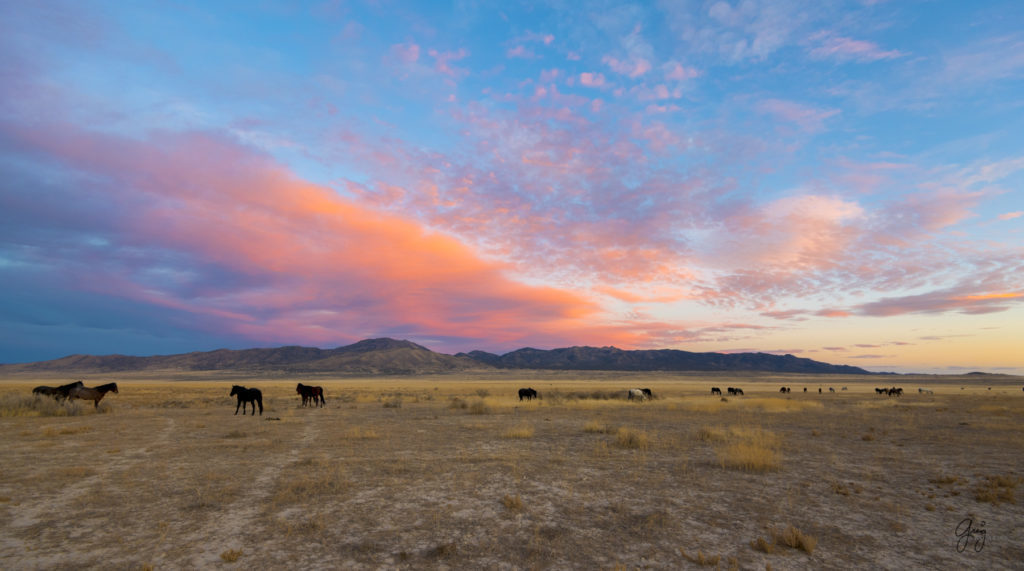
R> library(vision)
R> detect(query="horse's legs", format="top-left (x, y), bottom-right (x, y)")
top-left (235, 399), bottom-right (241, 415)
top-left (257, 398), bottom-right (263, 415)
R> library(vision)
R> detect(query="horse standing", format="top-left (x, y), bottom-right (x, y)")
top-left (296, 383), bottom-right (325, 407)
top-left (33, 380), bottom-right (84, 401)
top-left (230, 385), bottom-right (263, 415)
top-left (518, 388), bottom-right (538, 401)
top-left (627, 388), bottom-right (647, 402)
top-left (711, 387), bottom-right (722, 396)
top-left (69, 383), bottom-right (118, 409)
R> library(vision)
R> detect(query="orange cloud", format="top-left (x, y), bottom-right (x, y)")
top-left (7, 123), bottom-right (655, 352)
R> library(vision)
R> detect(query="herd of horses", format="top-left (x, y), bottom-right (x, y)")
top-left (31, 380), bottom-right (118, 408)
top-left (29, 380), bottom-right (1021, 416)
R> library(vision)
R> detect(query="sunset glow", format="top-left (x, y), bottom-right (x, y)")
top-left (1, 1), bottom-right (1022, 374)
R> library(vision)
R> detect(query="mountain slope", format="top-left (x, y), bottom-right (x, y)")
top-left (456, 346), bottom-right (873, 374)
top-left (1, 339), bottom-right (875, 375)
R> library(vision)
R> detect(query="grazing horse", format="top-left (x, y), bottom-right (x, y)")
top-left (69, 383), bottom-right (118, 409)
top-left (230, 385), bottom-right (263, 415)
top-left (33, 380), bottom-right (84, 401)
top-left (296, 383), bottom-right (325, 407)
top-left (875, 387), bottom-right (887, 395)
top-left (887, 387), bottom-right (903, 397)
top-left (829, 387), bottom-right (836, 393)
top-left (779, 386), bottom-right (791, 394)
top-left (918, 387), bottom-right (934, 395)
top-left (518, 388), bottom-right (538, 401)
top-left (711, 387), bottom-right (722, 396)
top-left (727, 387), bottom-right (744, 396)
top-left (627, 388), bottom-right (647, 402)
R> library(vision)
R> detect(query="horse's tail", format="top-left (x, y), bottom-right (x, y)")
top-left (318, 389), bottom-right (325, 406)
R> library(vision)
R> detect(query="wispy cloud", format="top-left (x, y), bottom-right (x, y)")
top-left (808, 31), bottom-right (904, 62)
top-left (756, 98), bottom-right (841, 133)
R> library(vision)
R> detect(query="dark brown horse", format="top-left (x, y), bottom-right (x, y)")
top-left (296, 383), bottom-right (325, 408)
top-left (230, 385), bottom-right (263, 415)
top-left (33, 380), bottom-right (84, 401)
top-left (69, 382), bottom-right (118, 408)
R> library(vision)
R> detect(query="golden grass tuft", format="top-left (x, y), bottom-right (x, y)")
top-left (974, 474), bottom-right (1021, 505)
top-left (713, 427), bottom-right (782, 472)
top-left (750, 535), bottom-right (775, 553)
top-left (614, 426), bottom-right (650, 450)
top-left (752, 525), bottom-right (817, 555)
top-left (775, 525), bottom-right (817, 554)
top-left (501, 494), bottom-right (523, 511)
top-left (583, 420), bottom-right (616, 434)
top-left (220, 548), bottom-right (243, 562)
top-left (683, 397), bottom-right (823, 414)
top-left (680, 548), bottom-right (722, 566)
top-left (0, 393), bottom-right (86, 417)
top-left (502, 423), bottom-right (535, 439)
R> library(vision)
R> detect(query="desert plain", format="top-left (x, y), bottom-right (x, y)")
top-left (1, 371), bottom-right (1022, 570)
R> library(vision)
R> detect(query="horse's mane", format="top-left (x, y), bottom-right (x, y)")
top-left (95, 383), bottom-right (118, 391)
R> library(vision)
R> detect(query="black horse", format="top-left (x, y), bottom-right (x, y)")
top-left (230, 385), bottom-right (263, 415)
top-left (710, 387), bottom-right (722, 396)
top-left (32, 380), bottom-right (84, 401)
top-left (518, 387), bottom-right (538, 401)
top-left (296, 383), bottom-right (325, 407)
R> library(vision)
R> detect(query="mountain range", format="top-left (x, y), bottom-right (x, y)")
top-left (0, 338), bottom-right (877, 375)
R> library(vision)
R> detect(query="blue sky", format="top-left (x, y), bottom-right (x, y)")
top-left (1, 1), bottom-right (1022, 373)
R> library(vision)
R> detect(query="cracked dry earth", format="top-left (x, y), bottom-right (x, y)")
top-left (0, 375), bottom-right (1022, 570)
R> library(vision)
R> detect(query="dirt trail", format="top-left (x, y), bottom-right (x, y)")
top-left (175, 415), bottom-right (319, 568)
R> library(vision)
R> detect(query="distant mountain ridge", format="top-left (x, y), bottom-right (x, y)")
top-left (457, 346), bottom-right (872, 374)
top-left (0, 338), bottom-right (877, 375)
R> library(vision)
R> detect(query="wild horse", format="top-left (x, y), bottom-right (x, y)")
top-left (33, 380), bottom-right (84, 401)
top-left (230, 385), bottom-right (263, 415)
top-left (296, 383), bottom-right (325, 408)
top-left (69, 383), bottom-right (118, 409)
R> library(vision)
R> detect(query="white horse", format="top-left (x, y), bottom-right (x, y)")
top-left (627, 388), bottom-right (647, 402)
top-left (918, 387), bottom-right (934, 395)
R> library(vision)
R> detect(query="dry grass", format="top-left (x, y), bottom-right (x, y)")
top-left (502, 423), bottom-right (535, 439)
top-left (501, 494), bottom-right (524, 511)
top-left (974, 475), bottom-right (1021, 505)
top-left (614, 426), bottom-right (650, 450)
top-left (0, 373), bottom-right (1021, 569)
top-left (774, 525), bottom-right (818, 554)
top-left (706, 426), bottom-right (783, 472)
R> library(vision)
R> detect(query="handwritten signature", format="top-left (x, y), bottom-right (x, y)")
top-left (955, 518), bottom-right (986, 553)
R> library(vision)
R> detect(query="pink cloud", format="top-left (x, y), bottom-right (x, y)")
top-left (855, 289), bottom-right (1024, 317)
top-left (389, 42), bottom-right (420, 64)
top-left (664, 62), bottom-right (700, 81)
top-left (999, 211), bottom-right (1023, 221)
top-left (757, 98), bottom-right (840, 133)
top-left (428, 48), bottom-right (469, 78)
top-left (808, 31), bottom-right (903, 62)
top-left (3, 121), bottom-right (661, 352)
top-left (579, 72), bottom-right (606, 87)
top-left (602, 55), bottom-right (651, 78)
top-left (507, 45), bottom-right (533, 59)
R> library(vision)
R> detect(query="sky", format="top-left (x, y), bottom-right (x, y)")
top-left (1, 1), bottom-right (1022, 374)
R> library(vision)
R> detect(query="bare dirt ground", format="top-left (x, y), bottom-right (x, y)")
top-left (1, 371), bottom-right (1022, 570)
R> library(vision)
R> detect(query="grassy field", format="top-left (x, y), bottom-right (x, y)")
top-left (1, 371), bottom-right (1022, 569)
